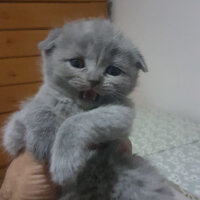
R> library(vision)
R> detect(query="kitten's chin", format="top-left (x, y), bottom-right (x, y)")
top-left (80, 90), bottom-right (100, 102)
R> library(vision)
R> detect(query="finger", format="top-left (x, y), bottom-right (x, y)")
top-left (118, 138), bottom-right (132, 155)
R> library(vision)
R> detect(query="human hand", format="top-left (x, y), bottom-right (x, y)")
top-left (0, 151), bottom-right (59, 200)
top-left (0, 138), bottom-right (132, 200)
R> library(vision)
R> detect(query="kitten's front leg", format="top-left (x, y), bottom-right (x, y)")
top-left (3, 112), bottom-right (26, 156)
top-left (51, 105), bottom-right (134, 185)
top-left (25, 109), bottom-right (59, 161)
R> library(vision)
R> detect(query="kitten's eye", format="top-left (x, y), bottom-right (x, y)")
top-left (69, 58), bottom-right (84, 68)
top-left (105, 66), bottom-right (122, 76)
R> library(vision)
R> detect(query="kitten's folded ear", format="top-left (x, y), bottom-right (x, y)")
top-left (38, 28), bottom-right (62, 52)
top-left (135, 51), bottom-right (148, 72)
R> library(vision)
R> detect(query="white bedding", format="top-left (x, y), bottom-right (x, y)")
top-left (130, 106), bottom-right (200, 199)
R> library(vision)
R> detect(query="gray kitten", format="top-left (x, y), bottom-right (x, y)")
top-left (3, 19), bottom-right (175, 200)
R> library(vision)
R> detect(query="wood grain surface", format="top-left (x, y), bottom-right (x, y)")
top-left (0, 83), bottom-right (41, 113)
top-left (1, 0), bottom-right (106, 1)
top-left (0, 57), bottom-right (42, 86)
top-left (0, 30), bottom-right (48, 58)
top-left (0, 2), bottom-right (107, 30)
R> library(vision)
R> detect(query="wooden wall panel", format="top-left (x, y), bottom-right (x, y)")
top-left (0, 83), bottom-right (41, 113)
top-left (0, 167), bottom-right (8, 186)
top-left (1, 0), bottom-right (106, 1)
top-left (0, 113), bottom-right (11, 134)
top-left (0, 147), bottom-right (10, 170)
top-left (0, 3), bottom-right (107, 30)
top-left (0, 30), bottom-right (48, 58)
top-left (0, 57), bottom-right (42, 86)
top-left (0, 113), bottom-right (12, 171)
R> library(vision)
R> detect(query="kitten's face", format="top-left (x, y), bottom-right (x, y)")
top-left (39, 19), bottom-right (147, 106)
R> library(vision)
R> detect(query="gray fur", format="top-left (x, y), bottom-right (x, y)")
top-left (3, 18), bottom-right (174, 199)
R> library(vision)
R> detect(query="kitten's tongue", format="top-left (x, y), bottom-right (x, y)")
top-left (81, 90), bottom-right (98, 101)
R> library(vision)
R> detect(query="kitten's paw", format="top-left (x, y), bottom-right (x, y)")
top-left (3, 117), bottom-right (26, 156)
top-left (50, 149), bottom-right (87, 185)
top-left (3, 134), bottom-right (24, 157)
top-left (50, 161), bottom-right (76, 185)
top-left (26, 139), bottom-right (50, 161)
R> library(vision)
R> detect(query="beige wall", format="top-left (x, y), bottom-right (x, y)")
top-left (112, 0), bottom-right (200, 122)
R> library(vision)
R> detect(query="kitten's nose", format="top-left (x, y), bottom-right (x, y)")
top-left (89, 80), bottom-right (101, 87)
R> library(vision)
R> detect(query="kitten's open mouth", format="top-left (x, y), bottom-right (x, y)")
top-left (80, 90), bottom-right (99, 102)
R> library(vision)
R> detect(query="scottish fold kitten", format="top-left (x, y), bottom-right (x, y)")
top-left (3, 19), bottom-right (175, 199)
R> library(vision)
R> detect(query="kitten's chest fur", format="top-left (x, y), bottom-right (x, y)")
top-left (47, 97), bottom-right (82, 122)
top-left (35, 85), bottom-right (84, 122)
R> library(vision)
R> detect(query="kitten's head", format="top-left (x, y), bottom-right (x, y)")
top-left (39, 18), bottom-right (147, 106)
